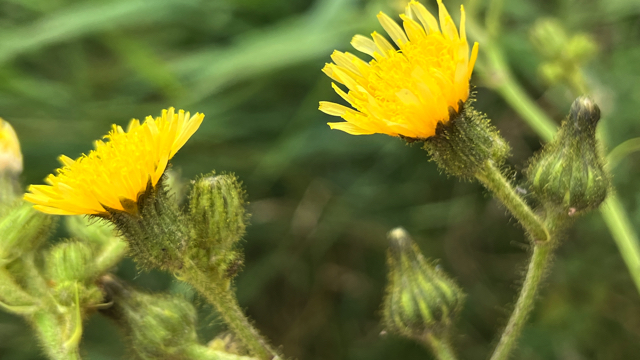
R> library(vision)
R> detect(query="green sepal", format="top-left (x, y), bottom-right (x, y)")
top-left (106, 175), bottom-right (188, 272)
top-left (423, 98), bottom-right (510, 179)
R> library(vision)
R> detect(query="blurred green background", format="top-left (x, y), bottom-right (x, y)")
top-left (2, 0), bottom-right (640, 358)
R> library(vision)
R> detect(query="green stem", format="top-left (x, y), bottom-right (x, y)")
top-left (185, 269), bottom-right (279, 360)
top-left (600, 196), bottom-right (640, 292)
top-left (423, 333), bottom-right (458, 360)
top-left (470, 17), bottom-right (640, 296)
top-left (186, 344), bottom-right (259, 360)
top-left (476, 161), bottom-right (549, 242)
top-left (489, 243), bottom-right (553, 360)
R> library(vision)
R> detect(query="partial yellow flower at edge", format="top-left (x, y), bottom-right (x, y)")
top-left (0, 118), bottom-right (23, 174)
top-left (319, 0), bottom-right (479, 139)
top-left (24, 108), bottom-right (204, 216)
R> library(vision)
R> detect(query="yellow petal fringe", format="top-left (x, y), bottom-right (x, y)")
top-left (24, 108), bottom-right (204, 216)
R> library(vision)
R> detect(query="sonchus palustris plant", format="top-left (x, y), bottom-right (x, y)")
top-left (319, 1), bottom-right (611, 359)
top-left (0, 1), bottom-right (616, 360)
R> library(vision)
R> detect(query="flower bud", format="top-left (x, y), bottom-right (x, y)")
top-left (382, 228), bottom-right (464, 339)
top-left (527, 96), bottom-right (610, 215)
top-left (187, 174), bottom-right (247, 278)
top-left (423, 100), bottom-right (511, 178)
top-left (0, 118), bottom-right (23, 175)
top-left (100, 275), bottom-right (199, 359)
top-left (0, 202), bottom-right (55, 266)
top-left (46, 241), bottom-right (95, 284)
top-left (530, 19), bottom-right (567, 60)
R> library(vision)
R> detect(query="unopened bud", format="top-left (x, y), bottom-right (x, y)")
top-left (382, 228), bottom-right (464, 339)
top-left (46, 241), bottom-right (95, 284)
top-left (0, 202), bottom-right (54, 266)
top-left (530, 19), bottom-right (567, 59)
top-left (100, 275), bottom-right (199, 359)
top-left (188, 174), bottom-right (247, 278)
top-left (527, 97), bottom-right (610, 215)
top-left (0, 119), bottom-right (22, 175)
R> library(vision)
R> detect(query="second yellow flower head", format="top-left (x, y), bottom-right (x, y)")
top-left (24, 108), bottom-right (204, 216)
top-left (319, 0), bottom-right (478, 139)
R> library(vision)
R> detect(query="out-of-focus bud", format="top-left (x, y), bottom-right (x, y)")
top-left (0, 119), bottom-right (23, 175)
top-left (530, 19), bottom-right (567, 59)
top-left (527, 97), bottom-right (610, 215)
top-left (539, 62), bottom-right (565, 85)
top-left (100, 275), bottom-right (199, 359)
top-left (188, 174), bottom-right (247, 278)
top-left (382, 228), bottom-right (465, 339)
top-left (46, 241), bottom-right (94, 284)
top-left (65, 216), bottom-right (127, 274)
top-left (0, 202), bottom-right (54, 266)
top-left (207, 333), bottom-right (244, 356)
top-left (566, 34), bottom-right (598, 62)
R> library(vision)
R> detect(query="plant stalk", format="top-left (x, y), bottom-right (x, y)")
top-left (185, 268), bottom-right (279, 360)
top-left (423, 333), bottom-right (458, 360)
top-left (475, 161), bottom-right (548, 242)
top-left (489, 242), bottom-right (552, 360)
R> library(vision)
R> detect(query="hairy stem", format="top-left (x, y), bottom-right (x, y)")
top-left (185, 269), bottom-right (279, 360)
top-left (489, 242), bottom-right (553, 360)
top-left (469, 13), bottom-right (640, 296)
top-left (423, 333), bottom-right (458, 360)
top-left (476, 161), bottom-right (549, 242)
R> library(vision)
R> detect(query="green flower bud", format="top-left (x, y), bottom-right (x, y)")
top-left (100, 275), bottom-right (199, 360)
top-left (189, 174), bottom-right (247, 247)
top-left (530, 19), bottom-right (567, 60)
top-left (0, 202), bottom-right (54, 266)
top-left (423, 99), bottom-right (511, 178)
top-left (188, 174), bottom-right (247, 278)
top-left (566, 34), bottom-right (597, 62)
top-left (65, 216), bottom-right (127, 274)
top-left (46, 241), bottom-right (95, 284)
top-left (382, 228), bottom-right (465, 339)
top-left (527, 96), bottom-right (610, 215)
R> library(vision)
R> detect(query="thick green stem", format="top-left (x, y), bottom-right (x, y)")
top-left (423, 333), bottom-right (458, 360)
top-left (185, 269), bottom-right (279, 360)
top-left (489, 243), bottom-right (552, 360)
top-left (476, 161), bottom-right (549, 242)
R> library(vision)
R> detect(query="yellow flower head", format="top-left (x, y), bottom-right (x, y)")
top-left (319, 0), bottom-right (478, 139)
top-left (24, 108), bottom-right (204, 216)
top-left (0, 118), bottom-right (23, 174)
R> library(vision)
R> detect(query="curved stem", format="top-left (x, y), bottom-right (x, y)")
top-left (469, 14), bottom-right (640, 296)
top-left (423, 333), bottom-right (458, 360)
top-left (185, 269), bottom-right (279, 360)
top-left (489, 242), bottom-right (552, 360)
top-left (476, 161), bottom-right (549, 242)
